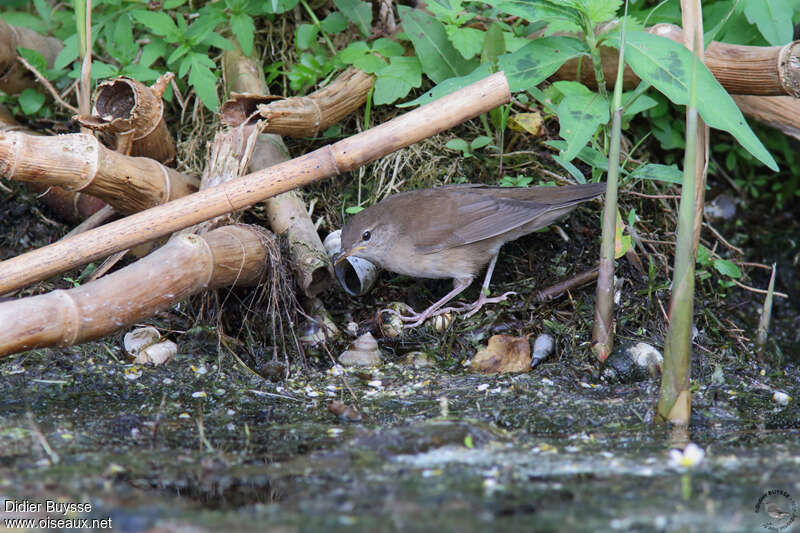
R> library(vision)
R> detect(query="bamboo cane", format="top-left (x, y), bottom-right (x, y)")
top-left (555, 23), bottom-right (800, 97)
top-left (221, 67), bottom-right (375, 137)
top-left (0, 132), bottom-right (198, 214)
top-left (732, 95), bottom-right (800, 140)
top-left (0, 71), bottom-right (511, 294)
top-left (77, 74), bottom-right (177, 164)
top-left (0, 224), bottom-right (272, 357)
top-left (222, 47), bottom-right (333, 298)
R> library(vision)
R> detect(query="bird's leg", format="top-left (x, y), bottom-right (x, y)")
top-left (457, 251), bottom-right (516, 318)
top-left (382, 277), bottom-right (473, 328)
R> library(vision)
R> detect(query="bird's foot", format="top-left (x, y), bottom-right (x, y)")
top-left (458, 290), bottom-right (517, 318)
top-left (379, 291), bottom-right (517, 328)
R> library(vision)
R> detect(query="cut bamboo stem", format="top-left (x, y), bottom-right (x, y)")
top-left (0, 224), bottom-right (272, 357)
top-left (554, 24), bottom-right (800, 97)
top-left (0, 71), bottom-right (511, 294)
top-left (0, 132), bottom-right (198, 214)
top-left (77, 74), bottom-right (177, 164)
top-left (732, 95), bottom-right (800, 140)
top-left (221, 67), bottom-right (375, 137)
top-left (0, 17), bottom-right (63, 95)
top-left (223, 47), bottom-right (333, 298)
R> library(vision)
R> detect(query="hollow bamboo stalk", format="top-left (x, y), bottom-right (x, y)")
top-left (0, 132), bottom-right (198, 214)
top-left (0, 224), bottom-right (270, 357)
top-left (554, 24), bottom-right (800, 96)
top-left (0, 106), bottom-right (107, 223)
top-left (77, 74), bottom-right (177, 164)
top-left (223, 47), bottom-right (333, 298)
top-left (221, 67), bottom-right (375, 137)
top-left (0, 71), bottom-right (511, 294)
top-left (0, 18), bottom-right (63, 95)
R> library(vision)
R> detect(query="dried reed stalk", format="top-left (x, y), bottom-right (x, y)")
top-left (555, 23), bottom-right (800, 97)
top-left (0, 224), bottom-right (274, 357)
top-left (0, 131), bottom-right (198, 214)
top-left (77, 74), bottom-right (177, 164)
top-left (0, 71), bottom-right (511, 294)
top-left (223, 48), bottom-right (332, 298)
top-left (0, 18), bottom-right (63, 95)
top-left (221, 67), bottom-right (375, 137)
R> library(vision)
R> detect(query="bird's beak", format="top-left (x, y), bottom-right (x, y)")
top-left (334, 245), bottom-right (366, 265)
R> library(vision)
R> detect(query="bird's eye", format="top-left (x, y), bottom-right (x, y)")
top-left (362, 231), bottom-right (371, 241)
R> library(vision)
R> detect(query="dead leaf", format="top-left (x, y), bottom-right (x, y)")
top-left (470, 334), bottom-right (531, 373)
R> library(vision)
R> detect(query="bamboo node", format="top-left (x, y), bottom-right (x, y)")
top-left (61, 134), bottom-right (100, 193)
top-left (0, 131), bottom-right (19, 178)
top-left (52, 289), bottom-right (81, 346)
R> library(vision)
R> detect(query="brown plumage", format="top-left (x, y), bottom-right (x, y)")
top-left (339, 183), bottom-right (604, 326)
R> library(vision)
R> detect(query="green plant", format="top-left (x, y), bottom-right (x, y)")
top-left (445, 135), bottom-right (491, 158)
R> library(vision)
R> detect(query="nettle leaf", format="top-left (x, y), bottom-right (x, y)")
top-left (107, 15), bottom-right (137, 64)
top-left (621, 91), bottom-right (657, 119)
top-left (337, 42), bottom-right (388, 73)
top-left (121, 64), bottom-right (163, 82)
top-left (140, 40), bottom-right (168, 67)
top-left (398, 6), bottom-right (477, 83)
top-left (582, 0), bottom-right (622, 26)
top-left (447, 26), bottom-right (485, 60)
top-left (264, 0), bottom-right (299, 14)
top-left (230, 13), bottom-right (255, 56)
top-left (742, 0), bottom-right (792, 46)
top-left (552, 81), bottom-right (608, 161)
top-left (188, 60), bottom-right (219, 111)
top-left (617, 31), bottom-right (777, 170)
top-left (713, 259), bottom-right (742, 279)
top-left (334, 0), bottom-right (373, 37)
top-left (498, 36), bottom-right (588, 91)
top-left (90, 61), bottom-right (119, 80)
top-left (132, 11), bottom-right (180, 40)
top-left (18, 88), bottom-right (45, 115)
top-left (373, 56), bottom-right (422, 105)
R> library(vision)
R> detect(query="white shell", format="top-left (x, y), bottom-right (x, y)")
top-left (339, 333), bottom-right (381, 367)
top-left (133, 340), bottom-right (177, 366)
top-left (124, 326), bottom-right (161, 356)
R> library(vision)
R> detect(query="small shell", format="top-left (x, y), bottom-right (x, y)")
top-left (338, 333), bottom-right (381, 367)
top-left (134, 340), bottom-right (177, 366)
top-left (380, 312), bottom-right (404, 338)
top-left (773, 391), bottom-right (791, 406)
top-left (123, 326), bottom-right (160, 356)
top-left (431, 312), bottom-right (453, 331)
top-left (324, 229), bottom-right (379, 296)
top-left (531, 334), bottom-right (555, 367)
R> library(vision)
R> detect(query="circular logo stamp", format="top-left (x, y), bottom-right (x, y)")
top-left (755, 489), bottom-right (797, 531)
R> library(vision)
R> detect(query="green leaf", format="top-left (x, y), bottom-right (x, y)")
top-left (1, 11), bottom-right (49, 34)
top-left (398, 6), bottom-right (477, 83)
top-left (296, 24), bottom-right (319, 50)
top-left (188, 63), bottom-right (219, 111)
top-left (54, 35), bottom-right (79, 71)
top-left (373, 56), bottom-right (422, 105)
top-left (230, 13), bottom-right (255, 56)
top-left (481, 22), bottom-right (506, 67)
top-left (132, 11), bottom-right (180, 40)
top-left (345, 206), bottom-right (364, 214)
top-left (621, 92), bottom-right (657, 119)
top-left (448, 27), bottom-right (485, 60)
top-left (398, 64), bottom-right (491, 107)
top-left (742, 0), bottom-right (792, 46)
top-left (18, 88), bottom-right (45, 115)
top-left (546, 140), bottom-right (608, 170)
top-left (164, 0), bottom-right (188, 8)
top-left (202, 32), bottom-right (235, 51)
top-left (16, 48), bottom-right (48, 74)
top-left (498, 36), bottom-right (588, 91)
top-left (264, 0), bottom-right (299, 13)
top-left (484, 0), bottom-right (583, 33)
top-left (713, 259), bottom-right (742, 279)
top-left (552, 154), bottom-right (586, 183)
top-left (334, 0), bottom-right (373, 37)
top-left (552, 81), bottom-right (608, 161)
top-left (121, 64), bottom-right (163, 82)
top-left (140, 40), bottom-right (168, 67)
top-left (372, 38), bottom-right (405, 57)
top-left (617, 31), bottom-right (777, 171)
top-left (471, 135), bottom-right (491, 149)
top-left (628, 163), bottom-right (683, 184)
top-left (696, 244), bottom-right (711, 266)
top-left (321, 11), bottom-right (349, 34)
top-left (445, 138), bottom-right (470, 156)
top-left (90, 61), bottom-right (119, 80)
top-left (583, 0), bottom-right (622, 26)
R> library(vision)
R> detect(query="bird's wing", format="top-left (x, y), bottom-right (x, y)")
top-left (413, 193), bottom-right (548, 254)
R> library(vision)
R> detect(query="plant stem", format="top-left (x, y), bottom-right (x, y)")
top-left (300, 0), bottom-right (337, 55)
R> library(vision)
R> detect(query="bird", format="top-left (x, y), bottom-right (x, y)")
top-left (337, 182), bottom-right (605, 327)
